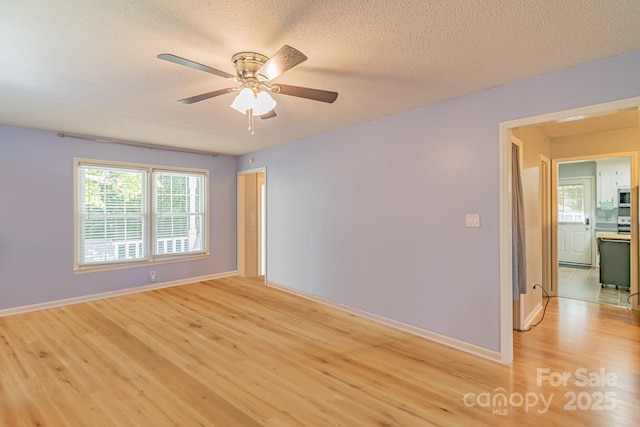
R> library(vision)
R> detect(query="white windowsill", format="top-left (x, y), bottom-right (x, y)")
top-left (73, 253), bottom-right (210, 274)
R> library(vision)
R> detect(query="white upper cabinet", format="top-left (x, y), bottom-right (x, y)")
top-left (618, 168), bottom-right (631, 188)
top-left (596, 157), bottom-right (631, 208)
top-left (597, 169), bottom-right (616, 207)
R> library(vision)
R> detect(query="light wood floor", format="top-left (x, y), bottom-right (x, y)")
top-left (1, 276), bottom-right (639, 426)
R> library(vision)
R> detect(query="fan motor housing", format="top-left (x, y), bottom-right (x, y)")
top-left (232, 52), bottom-right (268, 81)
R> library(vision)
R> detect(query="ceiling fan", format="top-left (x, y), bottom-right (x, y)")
top-left (158, 45), bottom-right (338, 135)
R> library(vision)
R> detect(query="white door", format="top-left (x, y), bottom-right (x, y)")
top-left (558, 178), bottom-right (593, 265)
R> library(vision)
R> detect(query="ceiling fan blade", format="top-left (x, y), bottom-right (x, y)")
top-left (260, 110), bottom-right (277, 120)
top-left (179, 88), bottom-right (235, 104)
top-left (274, 84), bottom-right (338, 103)
top-left (158, 54), bottom-right (235, 79)
top-left (258, 45), bottom-right (307, 81)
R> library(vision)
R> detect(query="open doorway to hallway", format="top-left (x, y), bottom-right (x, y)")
top-left (500, 97), bottom-right (640, 364)
top-left (512, 109), bottom-right (638, 309)
top-left (237, 168), bottom-right (266, 280)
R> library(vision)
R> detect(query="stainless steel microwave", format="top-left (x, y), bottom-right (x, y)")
top-left (618, 187), bottom-right (631, 207)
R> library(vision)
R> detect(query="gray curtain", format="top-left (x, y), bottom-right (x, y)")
top-left (512, 144), bottom-right (527, 301)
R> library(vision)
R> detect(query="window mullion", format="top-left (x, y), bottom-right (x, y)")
top-left (147, 168), bottom-right (153, 261)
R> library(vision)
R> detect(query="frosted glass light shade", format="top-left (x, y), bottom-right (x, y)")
top-left (252, 91), bottom-right (277, 116)
top-left (230, 88), bottom-right (255, 114)
top-left (230, 88), bottom-right (277, 116)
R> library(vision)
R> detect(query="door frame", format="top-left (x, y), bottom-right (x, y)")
top-left (540, 155), bottom-right (552, 298)
top-left (237, 167), bottom-right (267, 280)
top-left (498, 96), bottom-right (640, 364)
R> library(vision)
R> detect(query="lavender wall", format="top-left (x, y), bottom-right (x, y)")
top-left (0, 126), bottom-right (237, 310)
top-left (239, 50), bottom-right (640, 352)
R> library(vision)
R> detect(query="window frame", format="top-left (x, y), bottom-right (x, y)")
top-left (74, 158), bottom-right (209, 272)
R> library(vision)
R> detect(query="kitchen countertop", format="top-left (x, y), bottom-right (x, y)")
top-left (596, 233), bottom-right (630, 241)
top-left (596, 234), bottom-right (630, 255)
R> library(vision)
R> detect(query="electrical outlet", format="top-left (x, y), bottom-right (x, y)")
top-left (150, 271), bottom-right (156, 282)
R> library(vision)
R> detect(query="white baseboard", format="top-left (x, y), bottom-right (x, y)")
top-left (0, 270), bottom-right (238, 318)
top-left (522, 301), bottom-right (543, 330)
top-left (267, 281), bottom-right (503, 364)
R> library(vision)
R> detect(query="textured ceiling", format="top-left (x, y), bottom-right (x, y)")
top-left (2, 1), bottom-right (640, 155)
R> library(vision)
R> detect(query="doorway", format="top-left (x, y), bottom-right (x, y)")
top-left (555, 157), bottom-right (633, 307)
top-left (498, 97), bottom-right (640, 364)
top-left (237, 168), bottom-right (266, 279)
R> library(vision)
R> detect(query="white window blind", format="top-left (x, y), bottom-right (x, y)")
top-left (78, 164), bottom-right (148, 265)
top-left (153, 171), bottom-right (205, 256)
top-left (76, 160), bottom-right (207, 269)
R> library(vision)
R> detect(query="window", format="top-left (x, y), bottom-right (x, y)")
top-left (557, 183), bottom-right (585, 223)
top-left (76, 159), bottom-right (207, 269)
top-left (153, 171), bottom-right (205, 256)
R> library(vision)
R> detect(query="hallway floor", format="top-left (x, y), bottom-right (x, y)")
top-left (558, 264), bottom-right (631, 307)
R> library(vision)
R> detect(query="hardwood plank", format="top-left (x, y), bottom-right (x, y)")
top-left (0, 276), bottom-right (638, 426)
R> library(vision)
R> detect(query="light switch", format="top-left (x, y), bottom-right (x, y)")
top-left (466, 214), bottom-right (480, 228)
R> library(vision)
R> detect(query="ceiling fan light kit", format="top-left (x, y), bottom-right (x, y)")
top-left (229, 87), bottom-right (277, 116)
top-left (229, 87), bottom-right (277, 135)
top-left (252, 91), bottom-right (277, 115)
top-left (158, 45), bottom-right (338, 135)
